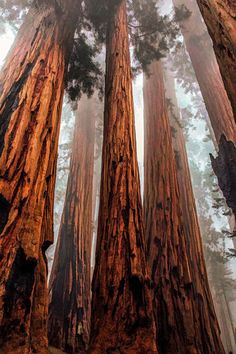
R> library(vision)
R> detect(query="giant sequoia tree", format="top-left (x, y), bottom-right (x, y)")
top-left (0, 1), bottom-right (79, 352)
top-left (196, 0), bottom-right (236, 119)
top-left (88, 0), bottom-right (158, 352)
top-left (48, 95), bottom-right (97, 353)
top-left (143, 60), bottom-right (225, 354)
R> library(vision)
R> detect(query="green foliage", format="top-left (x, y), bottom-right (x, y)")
top-left (85, 0), bottom-right (179, 73)
top-left (66, 32), bottom-right (103, 102)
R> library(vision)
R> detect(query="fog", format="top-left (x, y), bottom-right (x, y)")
top-left (0, 1), bottom-right (236, 352)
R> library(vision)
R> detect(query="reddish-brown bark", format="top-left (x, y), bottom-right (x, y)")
top-left (89, 1), bottom-right (157, 353)
top-left (0, 2), bottom-right (78, 352)
top-left (48, 95), bottom-right (96, 353)
top-left (143, 61), bottom-right (225, 354)
top-left (196, 0), bottom-right (236, 121)
top-left (166, 68), bottom-right (225, 353)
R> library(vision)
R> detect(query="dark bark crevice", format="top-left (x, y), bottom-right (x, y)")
top-left (0, 194), bottom-right (10, 234)
top-left (0, 62), bottom-right (35, 157)
top-left (0, 247), bottom-right (37, 346)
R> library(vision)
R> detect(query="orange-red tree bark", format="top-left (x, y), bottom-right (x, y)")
top-left (48, 95), bottom-right (96, 353)
top-left (196, 0), bottom-right (236, 120)
top-left (0, 1), bottom-right (79, 352)
top-left (143, 61), bottom-right (225, 354)
top-left (174, 0), bottom-right (236, 230)
top-left (89, 1), bottom-right (157, 352)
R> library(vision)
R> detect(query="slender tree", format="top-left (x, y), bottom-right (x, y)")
top-left (143, 60), bottom-right (225, 354)
top-left (89, 1), bottom-right (158, 352)
top-left (0, 1), bottom-right (81, 352)
top-left (196, 0), bottom-right (236, 120)
top-left (48, 95), bottom-right (97, 353)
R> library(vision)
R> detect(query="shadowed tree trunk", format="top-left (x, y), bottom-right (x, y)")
top-left (48, 95), bottom-right (96, 353)
top-left (143, 60), bottom-right (225, 354)
top-left (174, 0), bottom-right (236, 235)
top-left (196, 0), bottom-right (236, 120)
top-left (0, 1), bottom-right (78, 352)
top-left (89, 1), bottom-right (157, 352)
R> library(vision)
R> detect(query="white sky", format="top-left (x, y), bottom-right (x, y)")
top-left (0, 28), bottom-right (15, 68)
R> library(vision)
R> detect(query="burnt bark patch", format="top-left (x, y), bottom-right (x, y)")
top-left (210, 134), bottom-right (236, 216)
top-left (0, 247), bottom-right (37, 344)
top-left (0, 193), bottom-right (10, 234)
top-left (0, 62), bottom-right (34, 157)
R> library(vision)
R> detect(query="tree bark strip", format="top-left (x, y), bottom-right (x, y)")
top-left (143, 61), bottom-right (225, 354)
top-left (196, 0), bottom-right (236, 121)
top-left (89, 1), bottom-right (157, 353)
top-left (165, 67), bottom-right (225, 353)
top-left (0, 2), bottom-right (78, 352)
top-left (48, 95), bottom-right (96, 353)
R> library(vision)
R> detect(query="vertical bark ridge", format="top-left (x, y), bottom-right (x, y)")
top-left (48, 94), bottom-right (96, 353)
top-left (143, 61), bottom-right (225, 354)
top-left (89, 1), bottom-right (157, 353)
top-left (0, 2), bottom-right (78, 352)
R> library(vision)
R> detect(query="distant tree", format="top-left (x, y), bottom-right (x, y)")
top-left (196, 0), bottom-right (236, 120)
top-left (48, 94), bottom-right (99, 353)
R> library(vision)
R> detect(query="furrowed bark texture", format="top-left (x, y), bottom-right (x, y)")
top-left (89, 1), bottom-right (158, 353)
top-left (196, 0), bottom-right (236, 121)
top-left (48, 95), bottom-right (96, 353)
top-left (143, 61), bottom-right (225, 354)
top-left (174, 0), bottom-right (236, 229)
top-left (165, 68), bottom-right (225, 353)
top-left (0, 2), bottom-right (78, 353)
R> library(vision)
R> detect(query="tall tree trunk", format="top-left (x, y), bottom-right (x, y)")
top-left (196, 0), bottom-right (236, 120)
top-left (48, 95), bottom-right (96, 353)
top-left (173, 0), bottom-right (236, 227)
top-left (165, 68), bottom-right (226, 352)
top-left (143, 60), bottom-right (225, 354)
top-left (89, 1), bottom-right (157, 352)
top-left (0, 2), bottom-right (78, 352)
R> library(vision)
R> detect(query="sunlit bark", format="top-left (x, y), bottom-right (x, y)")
top-left (143, 60), bottom-right (225, 354)
top-left (0, 1), bottom-right (78, 352)
top-left (89, 1), bottom-right (157, 352)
